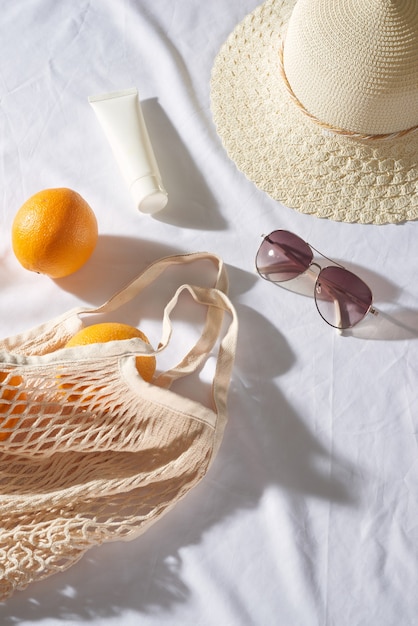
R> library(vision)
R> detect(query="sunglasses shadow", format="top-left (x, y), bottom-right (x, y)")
top-left (342, 309), bottom-right (418, 340)
top-left (269, 258), bottom-right (418, 341)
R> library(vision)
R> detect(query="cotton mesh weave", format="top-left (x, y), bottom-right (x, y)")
top-left (0, 252), bottom-right (237, 600)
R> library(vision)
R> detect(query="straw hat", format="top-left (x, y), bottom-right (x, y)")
top-left (210, 0), bottom-right (418, 224)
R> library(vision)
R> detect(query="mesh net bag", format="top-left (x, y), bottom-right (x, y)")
top-left (0, 252), bottom-right (238, 601)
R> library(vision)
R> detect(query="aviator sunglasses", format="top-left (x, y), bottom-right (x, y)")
top-left (256, 230), bottom-right (377, 329)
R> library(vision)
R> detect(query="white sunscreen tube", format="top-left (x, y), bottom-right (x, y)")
top-left (89, 88), bottom-right (168, 214)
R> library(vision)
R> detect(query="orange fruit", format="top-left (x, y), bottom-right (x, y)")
top-left (0, 372), bottom-right (26, 441)
top-left (65, 322), bottom-right (156, 382)
top-left (12, 187), bottom-right (98, 278)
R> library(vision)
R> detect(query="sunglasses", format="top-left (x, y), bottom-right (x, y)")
top-left (255, 230), bottom-right (377, 329)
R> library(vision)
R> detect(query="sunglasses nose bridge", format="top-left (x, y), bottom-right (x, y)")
top-left (307, 261), bottom-right (321, 281)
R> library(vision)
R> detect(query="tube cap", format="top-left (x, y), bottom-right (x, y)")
top-left (130, 175), bottom-right (168, 214)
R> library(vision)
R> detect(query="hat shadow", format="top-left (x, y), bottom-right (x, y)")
top-left (0, 267), bottom-right (361, 621)
top-left (264, 256), bottom-right (418, 341)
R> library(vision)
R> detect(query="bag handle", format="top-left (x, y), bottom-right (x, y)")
top-left (150, 281), bottom-right (237, 444)
top-left (0, 252), bottom-right (237, 443)
top-left (77, 251), bottom-right (235, 390)
top-left (79, 251), bottom-right (238, 438)
top-left (153, 281), bottom-right (237, 384)
top-left (81, 252), bottom-right (228, 316)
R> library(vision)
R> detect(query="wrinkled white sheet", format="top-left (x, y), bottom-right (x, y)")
top-left (1, 1), bottom-right (418, 624)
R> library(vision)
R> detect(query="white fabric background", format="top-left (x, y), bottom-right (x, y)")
top-left (1, 1), bottom-right (418, 624)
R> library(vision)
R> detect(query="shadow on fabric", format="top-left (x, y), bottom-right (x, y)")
top-left (141, 98), bottom-right (228, 231)
top-left (0, 265), bottom-right (360, 622)
top-left (267, 256), bottom-right (418, 341)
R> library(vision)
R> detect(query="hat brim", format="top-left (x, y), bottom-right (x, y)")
top-left (210, 0), bottom-right (418, 224)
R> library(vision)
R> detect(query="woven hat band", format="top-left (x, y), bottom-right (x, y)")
top-left (282, 0), bottom-right (418, 136)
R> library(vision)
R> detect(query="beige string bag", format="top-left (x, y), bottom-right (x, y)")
top-left (0, 252), bottom-right (238, 601)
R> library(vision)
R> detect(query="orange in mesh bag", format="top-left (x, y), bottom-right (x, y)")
top-left (0, 252), bottom-right (238, 601)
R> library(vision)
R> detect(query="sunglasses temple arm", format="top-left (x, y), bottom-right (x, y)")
top-left (332, 299), bottom-right (379, 334)
top-left (316, 276), bottom-right (378, 316)
top-left (333, 297), bottom-right (350, 331)
top-left (318, 281), bottom-right (378, 331)
top-left (307, 268), bottom-right (353, 328)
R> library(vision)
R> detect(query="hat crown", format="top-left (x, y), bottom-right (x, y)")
top-left (283, 0), bottom-right (418, 135)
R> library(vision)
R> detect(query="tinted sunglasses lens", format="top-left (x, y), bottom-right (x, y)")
top-left (314, 266), bottom-right (373, 329)
top-left (256, 230), bottom-right (313, 282)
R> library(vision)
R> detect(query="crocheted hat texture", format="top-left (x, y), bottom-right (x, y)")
top-left (211, 0), bottom-right (418, 224)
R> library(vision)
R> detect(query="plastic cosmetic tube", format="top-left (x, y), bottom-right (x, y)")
top-left (89, 88), bottom-right (168, 214)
